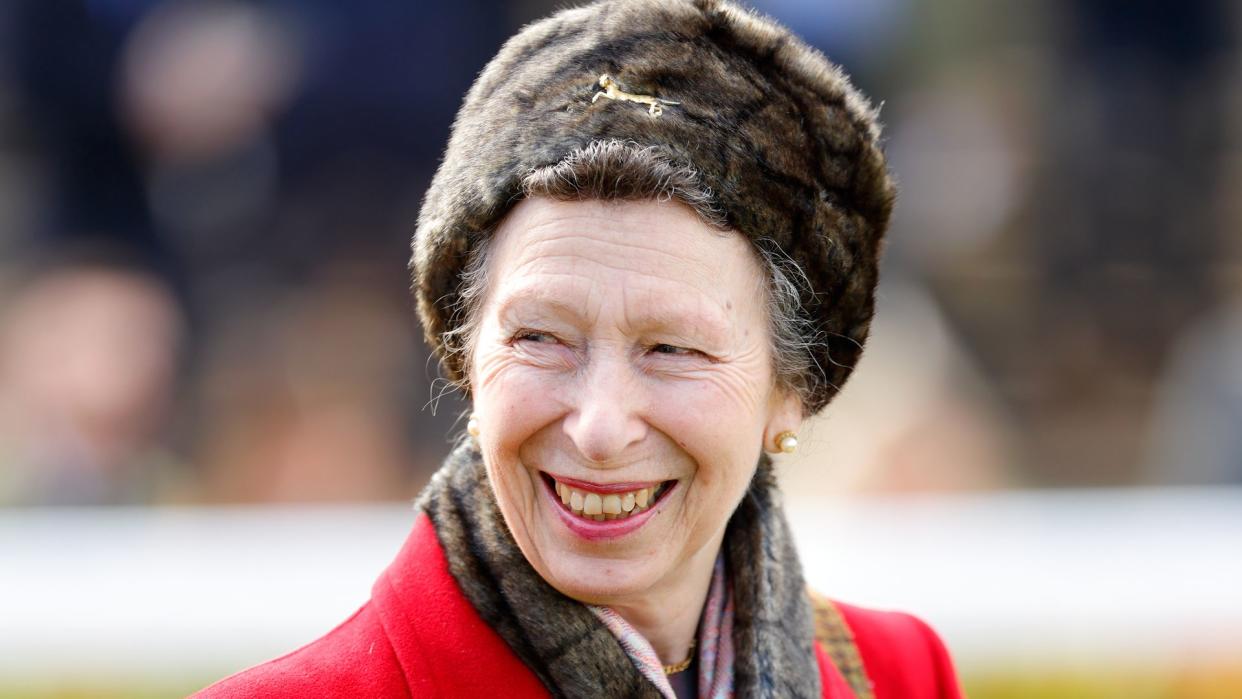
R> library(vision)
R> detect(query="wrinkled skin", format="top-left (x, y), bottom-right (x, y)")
top-left (469, 196), bottom-right (801, 661)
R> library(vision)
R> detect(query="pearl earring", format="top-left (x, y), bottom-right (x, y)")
top-left (467, 415), bottom-right (480, 438)
top-left (775, 430), bottom-right (798, 454)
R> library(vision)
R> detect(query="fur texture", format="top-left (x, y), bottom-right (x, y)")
top-left (411, 0), bottom-right (895, 413)
top-left (417, 442), bottom-right (823, 697)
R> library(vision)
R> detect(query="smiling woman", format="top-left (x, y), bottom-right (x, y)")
top-left (471, 197), bottom-right (798, 658)
top-left (193, 1), bottom-right (961, 697)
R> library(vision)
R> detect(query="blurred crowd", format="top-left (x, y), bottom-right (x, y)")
top-left (0, 0), bottom-right (1238, 506)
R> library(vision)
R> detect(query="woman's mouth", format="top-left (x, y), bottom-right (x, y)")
top-left (540, 473), bottom-right (673, 522)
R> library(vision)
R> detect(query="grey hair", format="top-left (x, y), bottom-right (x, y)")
top-left (441, 139), bottom-right (821, 407)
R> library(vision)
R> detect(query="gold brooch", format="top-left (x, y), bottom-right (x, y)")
top-left (592, 74), bottom-right (680, 117)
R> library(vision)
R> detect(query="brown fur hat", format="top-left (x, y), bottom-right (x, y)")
top-left (411, 0), bottom-right (895, 414)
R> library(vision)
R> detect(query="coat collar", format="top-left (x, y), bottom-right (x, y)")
top-left (372, 510), bottom-right (550, 697)
top-left (397, 442), bottom-right (836, 698)
top-left (370, 511), bottom-right (856, 697)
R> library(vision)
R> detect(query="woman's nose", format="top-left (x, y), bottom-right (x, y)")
top-left (562, 356), bottom-right (648, 464)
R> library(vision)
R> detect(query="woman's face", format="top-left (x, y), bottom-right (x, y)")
top-left (469, 196), bottom-right (799, 606)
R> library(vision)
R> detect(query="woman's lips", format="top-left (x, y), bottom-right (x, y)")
top-left (540, 472), bottom-right (674, 539)
top-left (551, 474), bottom-right (662, 495)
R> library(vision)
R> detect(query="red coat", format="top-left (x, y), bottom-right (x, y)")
top-left (194, 513), bottom-right (962, 698)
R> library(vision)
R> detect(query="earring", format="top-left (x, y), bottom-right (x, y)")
top-left (467, 414), bottom-right (480, 438)
top-left (775, 430), bottom-right (798, 454)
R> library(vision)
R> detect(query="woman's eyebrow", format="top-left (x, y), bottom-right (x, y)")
top-left (628, 305), bottom-right (732, 348)
top-left (493, 288), bottom-right (587, 326)
top-left (495, 282), bottom-right (735, 346)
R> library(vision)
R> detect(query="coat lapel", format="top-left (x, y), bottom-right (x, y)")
top-left (372, 511), bottom-right (550, 697)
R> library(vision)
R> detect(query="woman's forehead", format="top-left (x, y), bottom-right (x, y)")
top-left (480, 198), bottom-right (767, 343)
top-left (488, 197), bottom-right (763, 296)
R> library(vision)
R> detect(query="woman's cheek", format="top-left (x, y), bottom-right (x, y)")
top-left (654, 370), bottom-right (766, 493)
top-left (475, 353), bottom-right (570, 448)
top-left (659, 366), bottom-right (767, 434)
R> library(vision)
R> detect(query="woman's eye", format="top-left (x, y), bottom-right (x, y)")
top-left (651, 343), bottom-right (693, 356)
top-left (515, 330), bottom-right (557, 344)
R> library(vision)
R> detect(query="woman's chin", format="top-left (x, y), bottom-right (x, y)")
top-left (536, 550), bottom-right (662, 606)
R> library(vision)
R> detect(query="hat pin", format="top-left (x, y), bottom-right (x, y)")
top-left (592, 74), bottom-right (680, 117)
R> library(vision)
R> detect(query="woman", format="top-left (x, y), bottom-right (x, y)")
top-left (196, 0), bottom-right (962, 697)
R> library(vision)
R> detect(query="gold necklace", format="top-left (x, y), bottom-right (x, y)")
top-left (662, 639), bottom-right (696, 675)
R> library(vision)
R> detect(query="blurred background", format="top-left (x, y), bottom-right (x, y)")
top-left (0, 0), bottom-right (1239, 696)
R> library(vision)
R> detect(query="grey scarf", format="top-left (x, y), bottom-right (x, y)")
top-left (414, 442), bottom-right (823, 698)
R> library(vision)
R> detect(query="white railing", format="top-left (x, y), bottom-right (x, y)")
top-left (2, 488), bottom-right (1240, 685)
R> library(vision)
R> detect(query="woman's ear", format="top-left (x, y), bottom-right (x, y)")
top-left (763, 387), bottom-right (804, 454)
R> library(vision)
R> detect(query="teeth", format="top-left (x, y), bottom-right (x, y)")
top-left (583, 493), bottom-right (602, 515)
top-left (602, 494), bottom-right (622, 515)
top-left (552, 479), bottom-right (665, 522)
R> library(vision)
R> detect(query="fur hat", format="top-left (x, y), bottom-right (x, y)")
top-left (411, 0), bottom-right (894, 414)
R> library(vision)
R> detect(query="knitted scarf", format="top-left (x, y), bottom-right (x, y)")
top-left (416, 442), bottom-right (822, 698)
